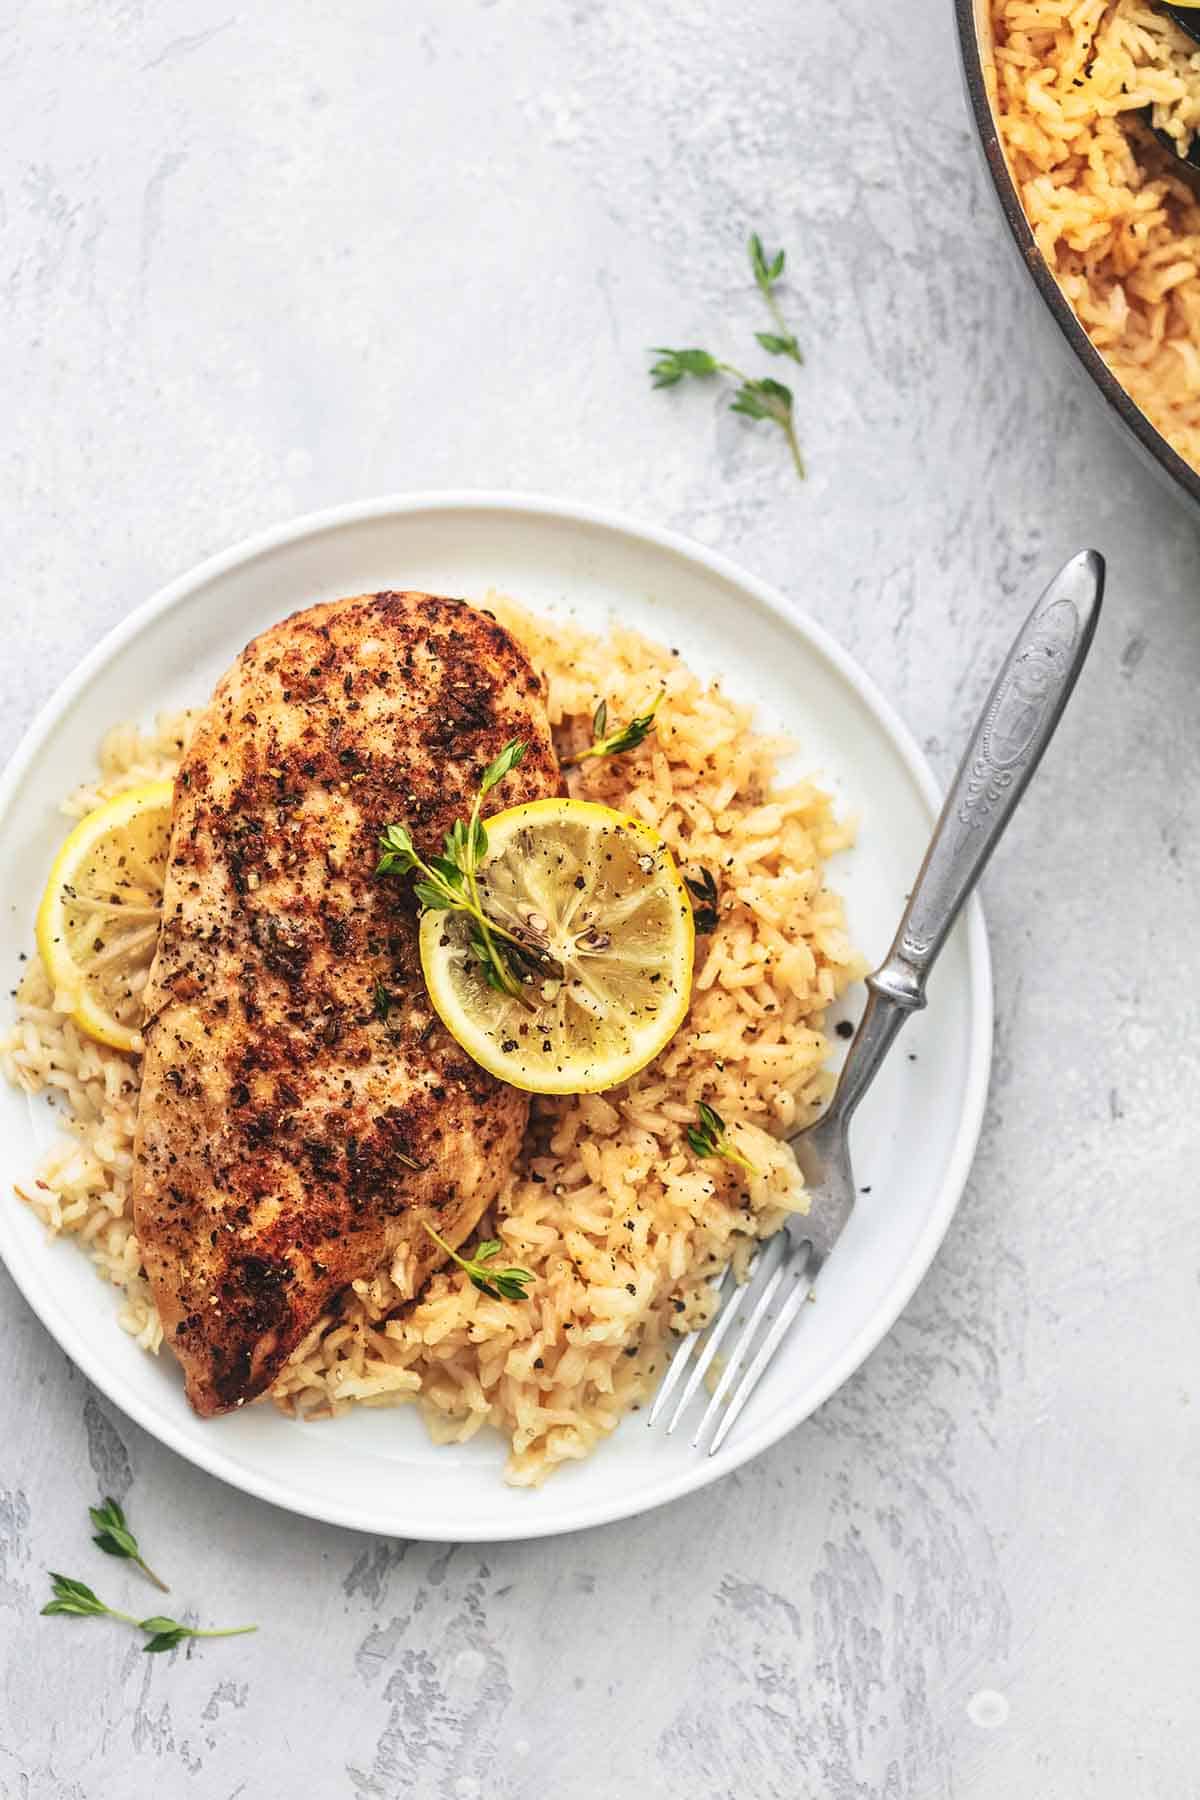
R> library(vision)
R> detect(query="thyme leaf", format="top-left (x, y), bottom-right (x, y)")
top-left (562, 690), bottom-right (665, 766)
top-left (649, 347), bottom-right (722, 386)
top-left (423, 1222), bottom-right (534, 1302)
top-left (748, 231), bottom-right (786, 289)
top-left (480, 739), bottom-right (528, 794)
top-left (683, 867), bottom-right (720, 935)
top-left (376, 740), bottom-right (536, 1003)
top-left (42, 1574), bottom-right (110, 1618)
top-left (686, 1101), bottom-right (759, 1176)
top-left (88, 1496), bottom-right (169, 1593)
top-left (748, 232), bottom-right (803, 365)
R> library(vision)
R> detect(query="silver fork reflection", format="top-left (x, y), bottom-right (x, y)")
top-left (649, 549), bottom-right (1104, 1455)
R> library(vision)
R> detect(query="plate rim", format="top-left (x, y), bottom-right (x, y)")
top-left (0, 490), bottom-right (993, 1540)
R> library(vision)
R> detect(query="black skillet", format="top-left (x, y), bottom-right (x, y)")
top-left (1151, 5), bottom-right (1200, 169)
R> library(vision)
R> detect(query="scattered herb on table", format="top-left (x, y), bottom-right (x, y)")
top-left (687, 1101), bottom-right (759, 1176)
top-left (748, 232), bottom-right (803, 364)
top-left (42, 1574), bottom-right (256, 1654)
top-left (423, 1221), bottom-right (534, 1302)
top-left (376, 740), bottom-right (538, 1003)
top-left (88, 1496), bottom-right (169, 1593)
top-left (562, 690), bottom-right (665, 766)
top-left (649, 232), bottom-right (805, 480)
top-left (683, 867), bottom-right (720, 935)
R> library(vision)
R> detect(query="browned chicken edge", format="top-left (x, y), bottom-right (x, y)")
top-left (132, 591), bottom-right (561, 1416)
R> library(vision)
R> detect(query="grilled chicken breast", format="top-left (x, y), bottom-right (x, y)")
top-left (133, 590), bottom-right (560, 1417)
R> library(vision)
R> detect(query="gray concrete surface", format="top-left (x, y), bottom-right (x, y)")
top-left (3, 2), bottom-right (1199, 1795)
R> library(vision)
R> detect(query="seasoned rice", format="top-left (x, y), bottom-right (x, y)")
top-left (990, 0), bottom-right (1200, 469)
top-left (2, 601), bottom-right (863, 1484)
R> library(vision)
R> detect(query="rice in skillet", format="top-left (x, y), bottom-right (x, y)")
top-left (991, 0), bottom-right (1200, 470)
top-left (2, 602), bottom-right (863, 1485)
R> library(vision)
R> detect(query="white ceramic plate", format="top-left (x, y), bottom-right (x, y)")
top-left (0, 494), bottom-right (991, 1541)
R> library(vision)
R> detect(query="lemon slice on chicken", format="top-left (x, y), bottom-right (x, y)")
top-left (419, 798), bottom-right (694, 1094)
top-left (36, 780), bottom-right (173, 1052)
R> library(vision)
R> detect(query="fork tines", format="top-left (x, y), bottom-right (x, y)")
top-left (647, 1234), bottom-right (818, 1454)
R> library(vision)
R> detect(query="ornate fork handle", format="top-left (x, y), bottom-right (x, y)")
top-left (827, 551), bottom-right (1104, 1129)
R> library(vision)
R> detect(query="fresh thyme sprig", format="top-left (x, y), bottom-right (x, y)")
top-left (88, 1497), bottom-right (168, 1593)
top-left (749, 233), bottom-right (803, 365)
top-left (686, 1102), bottom-right (759, 1177)
top-left (423, 1222), bottom-right (534, 1302)
top-left (42, 1574), bottom-right (256, 1654)
top-left (683, 867), bottom-right (720, 935)
top-left (649, 232), bottom-right (805, 480)
top-left (650, 350), bottom-right (804, 479)
top-left (376, 741), bottom-right (536, 1003)
top-left (563, 690), bottom-right (666, 766)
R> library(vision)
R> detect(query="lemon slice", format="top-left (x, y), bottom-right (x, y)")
top-left (36, 780), bottom-right (173, 1052)
top-left (419, 797), bottom-right (694, 1094)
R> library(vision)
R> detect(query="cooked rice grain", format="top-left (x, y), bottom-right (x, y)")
top-left (991, 0), bottom-right (1200, 469)
top-left (3, 608), bottom-right (863, 1485)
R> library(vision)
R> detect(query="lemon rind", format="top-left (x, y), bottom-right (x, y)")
top-left (35, 779), bottom-right (174, 1054)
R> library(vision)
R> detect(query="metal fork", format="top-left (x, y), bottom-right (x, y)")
top-left (649, 549), bottom-right (1104, 1454)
